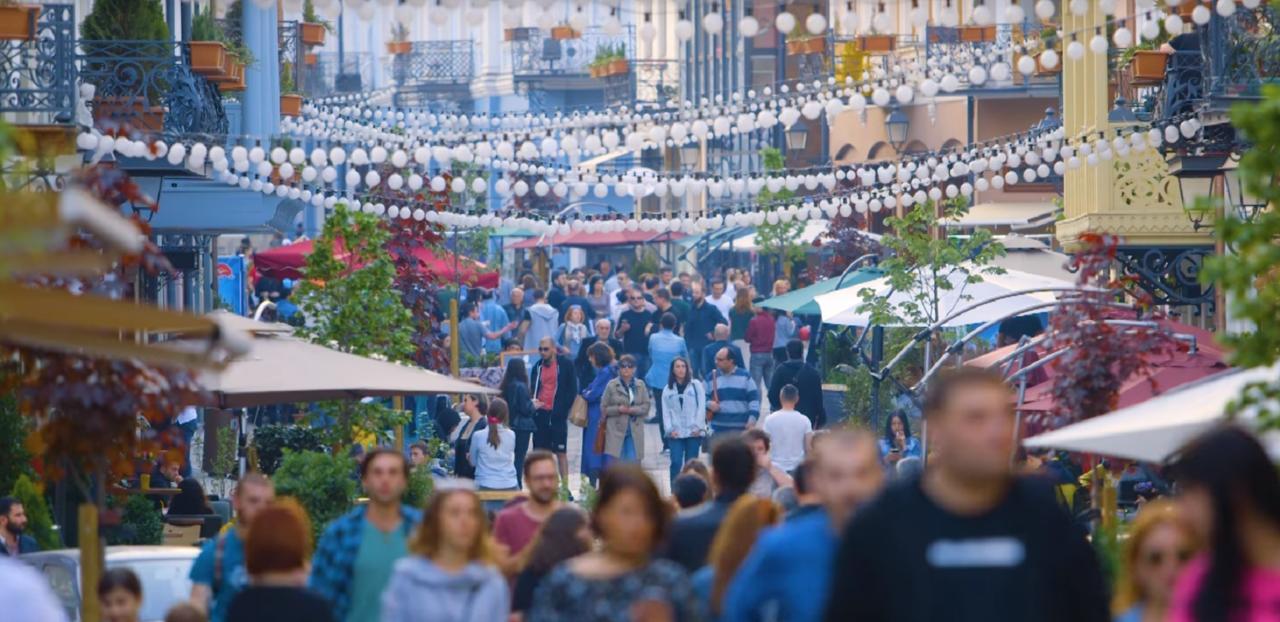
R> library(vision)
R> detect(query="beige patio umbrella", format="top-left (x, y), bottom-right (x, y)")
top-left (184, 332), bottom-right (496, 408)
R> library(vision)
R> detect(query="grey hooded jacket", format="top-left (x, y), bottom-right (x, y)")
top-left (381, 556), bottom-right (509, 622)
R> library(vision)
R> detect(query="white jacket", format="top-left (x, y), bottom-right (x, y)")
top-left (661, 379), bottom-right (707, 438)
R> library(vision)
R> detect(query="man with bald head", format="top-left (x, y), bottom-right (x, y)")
top-left (704, 345), bottom-right (758, 440)
top-left (701, 323), bottom-right (743, 378)
top-left (529, 335), bottom-right (578, 480)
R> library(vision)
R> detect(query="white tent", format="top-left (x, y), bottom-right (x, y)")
top-left (1023, 363), bottom-right (1280, 463)
top-left (729, 221), bottom-right (883, 252)
top-left (815, 265), bottom-right (1077, 327)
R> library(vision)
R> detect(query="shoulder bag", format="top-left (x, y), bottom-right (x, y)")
top-left (568, 394), bottom-right (589, 428)
top-left (706, 371), bottom-right (719, 422)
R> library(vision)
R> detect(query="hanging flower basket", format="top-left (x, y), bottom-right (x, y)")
top-left (387, 40), bottom-right (411, 55)
top-left (857, 34), bottom-right (895, 53)
top-left (189, 41), bottom-right (228, 79)
top-left (0, 5), bottom-right (40, 41)
top-left (959, 25), bottom-right (996, 42)
top-left (280, 94), bottom-right (303, 117)
top-left (1130, 49), bottom-right (1170, 84)
top-left (300, 22), bottom-right (326, 47)
top-left (551, 25), bottom-right (579, 40)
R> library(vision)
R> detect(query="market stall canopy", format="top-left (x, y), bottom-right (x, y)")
top-left (186, 333), bottom-right (497, 408)
top-left (815, 266), bottom-right (1077, 328)
top-left (204, 310), bottom-right (293, 335)
top-left (728, 221), bottom-right (881, 252)
top-left (1023, 363), bottom-right (1280, 463)
top-left (1017, 350), bottom-right (1229, 413)
top-left (939, 202), bottom-right (1058, 230)
top-left (506, 230), bottom-right (685, 249)
top-left (254, 239), bottom-right (498, 287)
top-left (989, 235), bottom-right (1074, 282)
top-left (757, 269), bottom-right (883, 315)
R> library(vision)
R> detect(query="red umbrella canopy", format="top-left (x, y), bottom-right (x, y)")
top-left (254, 239), bottom-right (498, 287)
top-left (1017, 349), bottom-right (1229, 414)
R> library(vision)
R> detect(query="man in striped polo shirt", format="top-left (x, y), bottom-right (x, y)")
top-left (705, 346), bottom-right (761, 440)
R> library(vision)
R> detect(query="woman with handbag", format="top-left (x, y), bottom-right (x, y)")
top-left (500, 358), bottom-right (537, 486)
top-left (661, 356), bottom-right (706, 484)
top-left (601, 354), bottom-right (652, 465)
top-left (579, 341), bottom-right (617, 486)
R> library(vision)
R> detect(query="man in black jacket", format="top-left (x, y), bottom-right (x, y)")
top-left (661, 437), bottom-right (755, 572)
top-left (575, 318), bottom-right (623, 389)
top-left (768, 339), bottom-right (827, 427)
top-left (530, 336), bottom-right (579, 480)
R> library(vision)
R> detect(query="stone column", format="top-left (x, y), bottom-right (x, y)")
top-left (241, 0), bottom-right (280, 139)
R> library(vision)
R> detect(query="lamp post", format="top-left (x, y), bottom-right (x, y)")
top-left (885, 104), bottom-right (910, 153)
top-left (1170, 153), bottom-right (1229, 231)
top-left (785, 122), bottom-right (809, 151)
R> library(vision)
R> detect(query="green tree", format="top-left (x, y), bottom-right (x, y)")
top-left (1202, 84), bottom-right (1280, 429)
top-left (273, 450), bottom-right (356, 542)
top-left (0, 384), bottom-right (32, 495)
top-left (80, 0), bottom-right (170, 41)
top-left (10, 475), bottom-right (58, 550)
top-left (856, 199), bottom-right (1005, 327)
top-left (754, 147), bottom-right (809, 276)
top-left (295, 203), bottom-right (415, 447)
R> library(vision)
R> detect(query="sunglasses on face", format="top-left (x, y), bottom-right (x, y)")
top-left (619, 362), bottom-right (635, 369)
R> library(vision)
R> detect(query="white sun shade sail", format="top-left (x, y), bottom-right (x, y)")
top-left (815, 265), bottom-right (1077, 327)
top-left (939, 202), bottom-right (1058, 230)
top-left (1023, 363), bottom-right (1280, 463)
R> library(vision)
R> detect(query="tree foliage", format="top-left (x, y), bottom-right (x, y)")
top-left (108, 493), bottom-right (163, 546)
top-left (11, 475), bottom-right (58, 550)
top-left (816, 213), bottom-right (885, 279)
top-left (295, 203), bottom-right (415, 446)
top-left (855, 199), bottom-right (1005, 327)
top-left (1041, 233), bottom-right (1178, 428)
top-left (273, 450), bottom-right (356, 542)
top-left (753, 147), bottom-right (809, 270)
top-left (0, 375), bottom-right (33, 495)
top-left (1202, 85), bottom-right (1280, 429)
top-left (251, 423), bottom-right (326, 475)
top-left (80, 0), bottom-right (170, 41)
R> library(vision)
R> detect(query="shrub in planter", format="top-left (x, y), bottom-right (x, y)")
top-left (107, 493), bottom-right (163, 546)
top-left (273, 449), bottom-right (355, 542)
top-left (10, 475), bottom-right (58, 550)
top-left (252, 424), bottom-right (325, 475)
top-left (80, 0), bottom-right (170, 43)
top-left (402, 468), bottom-right (434, 510)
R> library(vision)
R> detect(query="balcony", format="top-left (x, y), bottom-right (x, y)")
top-left (0, 4), bottom-right (226, 137)
top-left (388, 40), bottom-right (473, 109)
top-left (508, 25), bottom-right (634, 106)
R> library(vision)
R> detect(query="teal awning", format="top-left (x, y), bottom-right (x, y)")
top-left (758, 268), bottom-right (883, 316)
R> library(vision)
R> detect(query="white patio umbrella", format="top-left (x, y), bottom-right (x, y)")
top-left (815, 265), bottom-right (1078, 327)
top-left (1023, 363), bottom-right (1280, 463)
top-left (176, 333), bottom-right (496, 408)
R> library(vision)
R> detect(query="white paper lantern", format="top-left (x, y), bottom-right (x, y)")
top-left (805, 12), bottom-right (827, 35)
top-left (775, 11), bottom-right (796, 35)
top-left (739, 15), bottom-right (760, 38)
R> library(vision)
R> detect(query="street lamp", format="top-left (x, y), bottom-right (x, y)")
top-left (679, 142), bottom-right (701, 169)
top-left (1170, 153), bottom-right (1228, 231)
top-left (786, 122), bottom-right (809, 151)
top-left (1222, 159), bottom-right (1269, 224)
top-left (885, 105), bottom-right (910, 153)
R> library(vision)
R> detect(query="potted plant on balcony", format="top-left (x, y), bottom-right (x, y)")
top-left (387, 23), bottom-right (410, 55)
top-left (301, 0), bottom-right (329, 47)
top-left (551, 24), bottom-right (579, 40)
top-left (280, 62), bottom-right (302, 116)
top-left (80, 0), bottom-right (172, 131)
top-left (857, 33), bottom-right (895, 53)
top-left (189, 3), bottom-right (229, 79)
top-left (606, 43), bottom-right (628, 76)
top-left (959, 24), bottom-right (996, 42)
top-left (0, 1), bottom-right (41, 41)
top-left (589, 46), bottom-right (608, 78)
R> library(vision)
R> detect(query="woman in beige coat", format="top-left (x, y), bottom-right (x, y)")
top-left (600, 354), bottom-right (653, 463)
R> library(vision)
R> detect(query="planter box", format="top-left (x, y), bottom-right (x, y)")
top-left (94, 96), bottom-right (166, 133)
top-left (189, 41), bottom-right (228, 78)
top-left (551, 25), bottom-right (579, 40)
top-left (606, 58), bottom-right (629, 76)
top-left (788, 37), bottom-right (825, 55)
top-left (857, 34), bottom-right (896, 53)
top-left (959, 25), bottom-right (996, 42)
top-left (216, 61), bottom-right (246, 92)
top-left (300, 22), bottom-right (326, 47)
top-left (280, 94), bottom-right (303, 117)
top-left (304, 52), bottom-right (317, 65)
top-left (589, 64), bottom-right (604, 78)
top-left (1130, 49), bottom-right (1170, 84)
top-left (0, 5), bottom-right (41, 41)
top-left (387, 40), bottom-right (411, 55)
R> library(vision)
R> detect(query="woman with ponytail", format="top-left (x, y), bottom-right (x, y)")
top-left (470, 397), bottom-right (519, 492)
top-left (450, 394), bottom-right (489, 479)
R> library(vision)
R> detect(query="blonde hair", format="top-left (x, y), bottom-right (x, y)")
top-left (708, 497), bottom-right (782, 614)
top-left (1112, 499), bottom-right (1199, 615)
top-left (408, 489), bottom-right (495, 564)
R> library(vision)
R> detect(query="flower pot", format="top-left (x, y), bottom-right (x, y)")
top-left (551, 25), bottom-right (579, 40)
top-left (189, 41), bottom-right (228, 78)
top-left (93, 96), bottom-right (166, 133)
top-left (1130, 49), bottom-right (1170, 84)
top-left (387, 40), bottom-right (411, 55)
top-left (216, 61), bottom-right (246, 92)
top-left (304, 52), bottom-right (317, 65)
top-left (857, 34), bottom-right (896, 53)
top-left (589, 64), bottom-right (603, 78)
top-left (280, 94), bottom-right (303, 117)
top-left (0, 5), bottom-right (40, 41)
top-left (607, 58), bottom-right (629, 75)
top-left (959, 25), bottom-right (996, 42)
top-left (301, 22), bottom-right (326, 47)
top-left (802, 37), bottom-right (825, 54)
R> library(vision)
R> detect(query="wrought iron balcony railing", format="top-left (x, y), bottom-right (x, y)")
top-left (0, 4), bottom-right (227, 137)
top-left (509, 26), bottom-right (634, 79)
top-left (302, 51), bottom-right (375, 98)
top-left (390, 40), bottom-right (474, 85)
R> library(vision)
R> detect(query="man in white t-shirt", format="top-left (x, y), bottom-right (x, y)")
top-left (761, 384), bottom-right (813, 473)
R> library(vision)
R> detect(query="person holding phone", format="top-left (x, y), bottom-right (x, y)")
top-left (879, 413), bottom-right (921, 467)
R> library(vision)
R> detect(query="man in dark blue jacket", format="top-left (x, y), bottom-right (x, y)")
top-left (0, 497), bottom-right (39, 557)
top-left (661, 437), bottom-right (755, 572)
top-left (530, 337), bottom-right (579, 480)
top-left (685, 281), bottom-right (727, 376)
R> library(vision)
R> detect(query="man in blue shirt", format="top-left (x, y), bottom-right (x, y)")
top-left (479, 288), bottom-right (512, 354)
top-left (645, 312), bottom-right (688, 450)
top-left (722, 430), bottom-right (885, 622)
top-left (685, 281), bottom-right (727, 375)
top-left (189, 473), bottom-right (276, 622)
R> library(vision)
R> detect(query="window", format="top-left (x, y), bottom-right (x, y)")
top-left (751, 55), bottom-right (776, 88)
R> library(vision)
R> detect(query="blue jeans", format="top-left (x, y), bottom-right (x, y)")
top-left (668, 436), bottom-right (702, 483)
top-left (621, 426), bottom-right (637, 461)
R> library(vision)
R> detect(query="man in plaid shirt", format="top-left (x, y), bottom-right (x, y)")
top-left (310, 448), bottom-right (422, 622)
